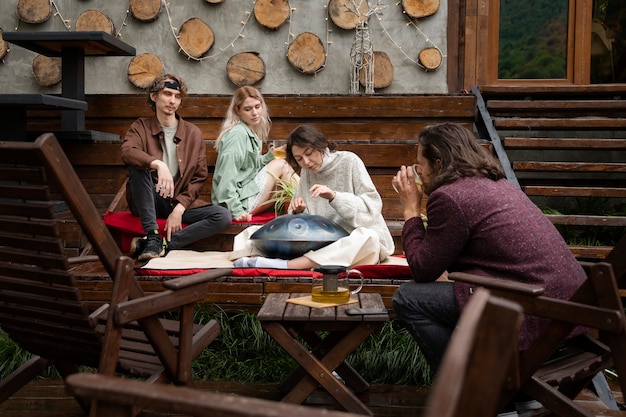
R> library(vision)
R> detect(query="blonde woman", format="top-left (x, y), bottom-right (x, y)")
top-left (212, 86), bottom-right (298, 222)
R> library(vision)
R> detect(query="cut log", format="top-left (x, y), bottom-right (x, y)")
top-left (32, 54), bottom-right (62, 87)
top-left (328, 0), bottom-right (370, 30)
top-left (0, 29), bottom-right (9, 61)
top-left (227, 52), bottom-right (266, 87)
top-left (401, 0), bottom-right (440, 19)
top-left (128, 53), bottom-right (164, 89)
top-left (130, 0), bottom-right (163, 23)
top-left (16, 0), bottom-right (51, 24)
top-left (359, 51), bottom-right (394, 89)
top-left (287, 32), bottom-right (326, 74)
top-left (177, 18), bottom-right (214, 59)
top-left (418, 47), bottom-right (442, 71)
top-left (76, 10), bottom-right (116, 35)
top-left (254, 0), bottom-right (290, 30)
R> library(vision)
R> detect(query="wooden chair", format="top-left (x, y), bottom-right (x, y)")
top-left (450, 260), bottom-right (626, 417)
top-left (65, 288), bottom-right (523, 417)
top-left (0, 133), bottom-right (232, 410)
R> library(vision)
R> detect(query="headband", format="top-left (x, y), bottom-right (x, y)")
top-left (152, 80), bottom-right (181, 92)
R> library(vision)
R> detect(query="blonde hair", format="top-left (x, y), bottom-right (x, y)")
top-left (214, 86), bottom-right (271, 149)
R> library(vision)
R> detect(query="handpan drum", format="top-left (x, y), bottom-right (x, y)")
top-left (250, 214), bottom-right (349, 259)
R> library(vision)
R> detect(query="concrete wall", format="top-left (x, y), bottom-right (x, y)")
top-left (0, 0), bottom-right (448, 95)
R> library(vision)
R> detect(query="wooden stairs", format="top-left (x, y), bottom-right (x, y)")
top-left (474, 85), bottom-right (626, 260)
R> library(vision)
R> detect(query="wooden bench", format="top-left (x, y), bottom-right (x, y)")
top-left (476, 85), bottom-right (626, 259)
top-left (40, 94), bottom-right (476, 257)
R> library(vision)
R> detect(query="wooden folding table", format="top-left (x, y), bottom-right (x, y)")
top-left (257, 292), bottom-right (389, 416)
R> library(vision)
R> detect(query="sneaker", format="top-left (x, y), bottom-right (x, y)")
top-left (130, 236), bottom-right (147, 258)
top-left (138, 231), bottom-right (165, 261)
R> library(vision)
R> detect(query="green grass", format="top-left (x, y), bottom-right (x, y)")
top-left (0, 310), bottom-right (432, 387)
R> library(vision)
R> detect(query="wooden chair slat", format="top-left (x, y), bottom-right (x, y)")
top-left (0, 292), bottom-right (89, 316)
top-left (0, 183), bottom-right (51, 200)
top-left (0, 165), bottom-right (45, 182)
top-left (0, 201), bottom-right (55, 219)
top-left (0, 234), bottom-right (65, 254)
top-left (0, 249), bottom-right (68, 269)
top-left (0, 276), bottom-right (78, 299)
top-left (0, 264), bottom-right (73, 286)
top-left (0, 217), bottom-right (58, 237)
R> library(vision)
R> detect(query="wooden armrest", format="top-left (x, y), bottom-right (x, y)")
top-left (87, 303), bottom-right (110, 327)
top-left (449, 272), bottom-right (545, 296)
top-left (66, 373), bottom-right (364, 417)
top-left (115, 269), bottom-right (232, 324)
top-left (162, 268), bottom-right (233, 290)
top-left (68, 255), bottom-right (100, 265)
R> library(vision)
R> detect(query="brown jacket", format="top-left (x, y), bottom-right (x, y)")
top-left (121, 115), bottom-right (209, 210)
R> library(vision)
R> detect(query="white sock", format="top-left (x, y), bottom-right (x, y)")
top-left (253, 257), bottom-right (289, 269)
top-left (234, 256), bottom-right (288, 269)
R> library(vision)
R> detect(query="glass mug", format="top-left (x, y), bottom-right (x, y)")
top-left (392, 163), bottom-right (422, 193)
top-left (272, 140), bottom-right (286, 159)
top-left (311, 265), bottom-right (364, 303)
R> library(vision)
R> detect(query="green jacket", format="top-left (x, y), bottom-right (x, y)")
top-left (211, 123), bottom-right (274, 218)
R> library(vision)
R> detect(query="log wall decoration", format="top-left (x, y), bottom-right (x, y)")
top-left (254, 0), bottom-right (290, 30)
top-left (75, 10), bottom-right (116, 35)
top-left (359, 50), bottom-right (394, 89)
top-left (418, 47), bottom-right (442, 71)
top-left (127, 53), bottom-right (164, 89)
top-left (287, 32), bottom-right (326, 74)
top-left (177, 18), bottom-right (214, 59)
top-left (328, 0), bottom-right (370, 30)
top-left (32, 54), bottom-right (62, 87)
top-left (401, 0), bottom-right (440, 19)
top-left (226, 52), bottom-right (266, 87)
top-left (0, 29), bottom-right (8, 61)
top-left (130, 0), bottom-right (163, 23)
top-left (16, 0), bottom-right (51, 24)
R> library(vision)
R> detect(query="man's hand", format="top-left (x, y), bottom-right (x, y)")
top-left (152, 160), bottom-right (174, 198)
top-left (165, 204), bottom-right (185, 241)
top-left (393, 165), bottom-right (423, 221)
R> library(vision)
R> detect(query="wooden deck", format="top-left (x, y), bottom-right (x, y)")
top-left (1, 378), bottom-right (624, 417)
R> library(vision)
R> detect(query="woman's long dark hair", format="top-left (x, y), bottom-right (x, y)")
top-left (419, 123), bottom-right (505, 194)
top-left (286, 125), bottom-right (337, 168)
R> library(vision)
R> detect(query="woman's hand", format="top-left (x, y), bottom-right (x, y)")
top-left (234, 212), bottom-right (253, 222)
top-left (393, 165), bottom-right (423, 221)
top-left (309, 184), bottom-right (336, 201)
top-left (289, 197), bottom-right (307, 214)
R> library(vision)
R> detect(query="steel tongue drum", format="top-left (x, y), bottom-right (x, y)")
top-left (250, 214), bottom-right (349, 259)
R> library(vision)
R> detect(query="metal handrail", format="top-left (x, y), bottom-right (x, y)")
top-left (471, 85), bottom-right (520, 188)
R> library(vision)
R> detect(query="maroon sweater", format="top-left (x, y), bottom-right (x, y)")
top-left (402, 176), bottom-right (586, 350)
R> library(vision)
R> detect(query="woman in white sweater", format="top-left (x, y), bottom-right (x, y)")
top-left (234, 125), bottom-right (394, 269)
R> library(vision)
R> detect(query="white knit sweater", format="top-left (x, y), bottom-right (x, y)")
top-left (294, 150), bottom-right (394, 258)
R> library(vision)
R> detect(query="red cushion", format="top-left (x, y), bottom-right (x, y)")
top-left (103, 210), bottom-right (276, 252)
